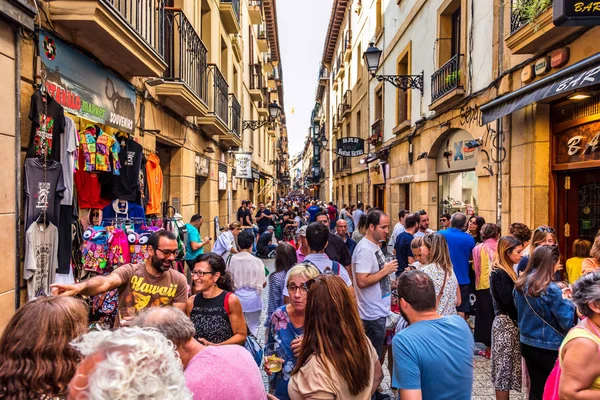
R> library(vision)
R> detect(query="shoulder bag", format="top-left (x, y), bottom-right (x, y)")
top-left (436, 269), bottom-right (448, 307)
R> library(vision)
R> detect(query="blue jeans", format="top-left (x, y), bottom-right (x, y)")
top-left (362, 317), bottom-right (387, 358)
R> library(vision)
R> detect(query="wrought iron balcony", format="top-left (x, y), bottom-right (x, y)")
top-left (163, 9), bottom-right (207, 105)
top-left (219, 0), bottom-right (240, 33)
top-left (431, 54), bottom-right (463, 102)
top-left (509, 0), bottom-right (551, 34)
top-left (209, 64), bottom-right (229, 125)
top-left (319, 63), bottom-right (329, 81)
top-left (229, 93), bottom-right (241, 138)
top-left (342, 90), bottom-right (351, 117)
top-left (250, 64), bottom-right (263, 91)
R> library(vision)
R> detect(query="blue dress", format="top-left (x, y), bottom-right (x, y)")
top-left (267, 305), bottom-right (304, 400)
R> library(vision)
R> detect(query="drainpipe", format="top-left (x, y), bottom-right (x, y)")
top-left (14, 25), bottom-right (22, 309)
top-left (496, 0), bottom-right (505, 227)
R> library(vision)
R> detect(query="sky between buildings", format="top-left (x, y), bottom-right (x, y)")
top-left (277, 0), bottom-right (333, 157)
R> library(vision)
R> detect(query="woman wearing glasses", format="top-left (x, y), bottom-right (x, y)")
top-left (288, 274), bottom-right (383, 399)
top-left (265, 264), bottom-right (320, 400)
top-left (186, 253), bottom-right (247, 346)
top-left (516, 226), bottom-right (557, 275)
top-left (514, 245), bottom-right (576, 400)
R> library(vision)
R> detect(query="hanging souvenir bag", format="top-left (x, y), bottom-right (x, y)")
top-left (107, 228), bottom-right (131, 269)
top-left (128, 230), bottom-right (153, 264)
top-left (82, 226), bottom-right (109, 274)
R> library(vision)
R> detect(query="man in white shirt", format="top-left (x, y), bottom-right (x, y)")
top-left (352, 209), bottom-right (398, 358)
top-left (414, 210), bottom-right (435, 238)
top-left (283, 222), bottom-right (353, 301)
top-left (388, 209), bottom-right (408, 254)
top-left (353, 202), bottom-right (365, 229)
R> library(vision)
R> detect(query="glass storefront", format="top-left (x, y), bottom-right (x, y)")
top-left (438, 170), bottom-right (478, 217)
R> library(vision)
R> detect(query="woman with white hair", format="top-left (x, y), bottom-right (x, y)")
top-left (265, 263), bottom-right (320, 400)
top-left (68, 326), bottom-right (192, 400)
top-left (558, 271), bottom-right (600, 398)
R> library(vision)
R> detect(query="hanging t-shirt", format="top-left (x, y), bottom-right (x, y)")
top-left (145, 154), bottom-right (163, 215)
top-left (136, 154), bottom-right (149, 208)
top-left (113, 134), bottom-right (143, 202)
top-left (60, 116), bottom-right (79, 206)
top-left (27, 90), bottom-right (64, 161)
top-left (23, 221), bottom-right (59, 301)
top-left (112, 263), bottom-right (188, 314)
top-left (24, 158), bottom-right (66, 229)
top-left (74, 149), bottom-right (110, 209)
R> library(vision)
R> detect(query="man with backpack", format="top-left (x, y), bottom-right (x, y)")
top-left (282, 222), bottom-right (353, 301)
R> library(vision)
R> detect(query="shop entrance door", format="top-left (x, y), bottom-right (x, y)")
top-left (556, 169), bottom-right (600, 259)
top-left (374, 184), bottom-right (386, 211)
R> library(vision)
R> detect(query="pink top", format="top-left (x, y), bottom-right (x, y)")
top-left (296, 248), bottom-right (306, 263)
top-left (185, 345), bottom-right (267, 400)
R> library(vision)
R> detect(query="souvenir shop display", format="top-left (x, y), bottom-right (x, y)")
top-left (24, 157), bottom-right (65, 229)
top-left (23, 219), bottom-right (58, 301)
top-left (26, 88), bottom-right (64, 161)
top-left (145, 153), bottom-right (163, 215)
top-left (113, 131), bottom-right (143, 202)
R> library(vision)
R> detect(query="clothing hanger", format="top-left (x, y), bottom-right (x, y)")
top-left (36, 210), bottom-right (49, 230)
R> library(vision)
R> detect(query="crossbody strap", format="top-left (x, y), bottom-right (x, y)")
top-left (524, 294), bottom-right (565, 338)
top-left (436, 271), bottom-right (448, 306)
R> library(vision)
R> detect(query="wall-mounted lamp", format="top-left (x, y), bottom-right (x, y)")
top-left (204, 146), bottom-right (215, 154)
top-left (464, 138), bottom-right (483, 149)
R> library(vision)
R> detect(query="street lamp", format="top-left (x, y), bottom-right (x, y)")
top-left (363, 43), bottom-right (424, 93)
top-left (319, 133), bottom-right (328, 149)
top-left (242, 101), bottom-right (282, 131)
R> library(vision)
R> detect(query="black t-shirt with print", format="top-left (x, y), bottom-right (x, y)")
top-left (27, 90), bottom-right (64, 161)
top-left (113, 135), bottom-right (143, 202)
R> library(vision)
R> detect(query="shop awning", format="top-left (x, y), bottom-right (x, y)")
top-left (480, 53), bottom-right (600, 125)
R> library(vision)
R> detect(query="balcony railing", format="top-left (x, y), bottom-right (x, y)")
top-left (342, 90), bottom-right (351, 115)
top-left (249, 0), bottom-right (262, 6)
top-left (510, 0), bottom-right (551, 34)
top-left (107, 0), bottom-right (165, 56)
top-left (258, 23), bottom-right (267, 39)
top-left (229, 93), bottom-right (241, 138)
top-left (344, 29), bottom-right (352, 50)
top-left (220, 0), bottom-right (240, 24)
top-left (163, 9), bottom-right (207, 103)
top-left (319, 63), bottom-right (329, 80)
top-left (250, 64), bottom-right (263, 90)
top-left (208, 64), bottom-right (229, 124)
top-left (431, 54), bottom-right (463, 102)
top-left (370, 119), bottom-right (383, 145)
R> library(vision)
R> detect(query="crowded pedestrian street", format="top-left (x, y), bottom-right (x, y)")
top-left (3, 0), bottom-right (600, 399)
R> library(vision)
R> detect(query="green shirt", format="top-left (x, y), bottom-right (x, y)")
top-left (185, 223), bottom-right (204, 260)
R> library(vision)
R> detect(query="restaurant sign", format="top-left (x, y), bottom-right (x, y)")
top-left (39, 31), bottom-right (136, 132)
top-left (554, 1), bottom-right (600, 26)
top-left (555, 120), bottom-right (600, 165)
top-left (336, 137), bottom-right (365, 157)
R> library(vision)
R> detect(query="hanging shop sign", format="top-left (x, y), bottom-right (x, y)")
top-left (252, 168), bottom-right (260, 181)
top-left (195, 154), bottom-right (210, 177)
top-left (436, 129), bottom-right (479, 173)
top-left (234, 152), bottom-right (253, 179)
top-left (39, 31), bottom-right (136, 132)
top-left (554, 120), bottom-right (600, 165)
top-left (218, 162), bottom-right (227, 191)
top-left (336, 137), bottom-right (365, 157)
top-left (554, 1), bottom-right (600, 26)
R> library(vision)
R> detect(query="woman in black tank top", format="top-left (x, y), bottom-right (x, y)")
top-left (186, 253), bottom-right (247, 346)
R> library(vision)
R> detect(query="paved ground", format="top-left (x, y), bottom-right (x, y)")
top-left (258, 258), bottom-right (526, 399)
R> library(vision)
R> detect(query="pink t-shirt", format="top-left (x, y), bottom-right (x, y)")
top-left (185, 345), bottom-right (267, 400)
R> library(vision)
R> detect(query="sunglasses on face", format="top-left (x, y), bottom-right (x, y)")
top-left (440, 218), bottom-right (447, 222)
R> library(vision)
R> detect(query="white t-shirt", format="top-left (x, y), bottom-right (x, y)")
top-left (351, 238), bottom-right (391, 320)
top-left (282, 253), bottom-right (352, 296)
top-left (414, 228), bottom-right (434, 238)
top-left (213, 231), bottom-right (236, 261)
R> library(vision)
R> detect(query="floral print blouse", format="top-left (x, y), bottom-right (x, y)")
top-left (267, 305), bottom-right (304, 400)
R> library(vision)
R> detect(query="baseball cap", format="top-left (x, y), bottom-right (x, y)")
top-left (298, 225), bottom-right (307, 237)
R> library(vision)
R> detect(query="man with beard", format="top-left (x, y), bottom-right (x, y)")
top-left (52, 230), bottom-right (188, 326)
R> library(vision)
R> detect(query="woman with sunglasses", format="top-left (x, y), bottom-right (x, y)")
top-left (514, 245), bottom-right (576, 400)
top-left (516, 226), bottom-right (557, 275)
top-left (288, 274), bottom-right (383, 399)
top-left (265, 263), bottom-right (320, 400)
top-left (489, 236), bottom-right (524, 400)
top-left (186, 253), bottom-right (247, 346)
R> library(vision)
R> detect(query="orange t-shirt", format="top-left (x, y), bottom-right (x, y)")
top-left (145, 154), bottom-right (163, 215)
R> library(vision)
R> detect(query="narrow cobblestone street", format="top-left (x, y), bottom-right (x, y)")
top-left (258, 258), bottom-right (526, 399)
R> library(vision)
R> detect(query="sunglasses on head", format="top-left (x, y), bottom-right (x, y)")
top-left (535, 226), bottom-right (555, 234)
top-left (418, 210), bottom-right (427, 215)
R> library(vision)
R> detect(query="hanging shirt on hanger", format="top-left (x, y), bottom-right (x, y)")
top-left (26, 89), bottom-right (65, 161)
top-left (136, 153), bottom-right (150, 209)
top-left (145, 153), bottom-right (163, 215)
top-left (113, 134), bottom-right (143, 202)
top-left (24, 221), bottom-right (59, 301)
top-left (102, 199), bottom-right (146, 230)
top-left (79, 125), bottom-right (121, 174)
top-left (74, 150), bottom-right (110, 209)
top-left (24, 158), bottom-right (65, 228)
top-left (60, 116), bottom-right (79, 206)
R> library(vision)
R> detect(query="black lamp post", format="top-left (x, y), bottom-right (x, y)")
top-left (242, 101), bottom-right (282, 131)
top-left (363, 43), bottom-right (424, 93)
top-left (319, 133), bottom-right (328, 149)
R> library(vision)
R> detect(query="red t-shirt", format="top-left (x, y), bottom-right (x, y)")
top-left (327, 205), bottom-right (337, 221)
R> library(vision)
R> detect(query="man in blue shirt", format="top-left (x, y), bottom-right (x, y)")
top-left (394, 213), bottom-right (420, 274)
top-left (392, 270), bottom-right (474, 400)
top-left (306, 201), bottom-right (321, 223)
top-left (439, 212), bottom-right (475, 318)
top-left (184, 214), bottom-right (211, 280)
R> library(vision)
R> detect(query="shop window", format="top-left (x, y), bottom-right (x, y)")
top-left (438, 170), bottom-right (478, 218)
